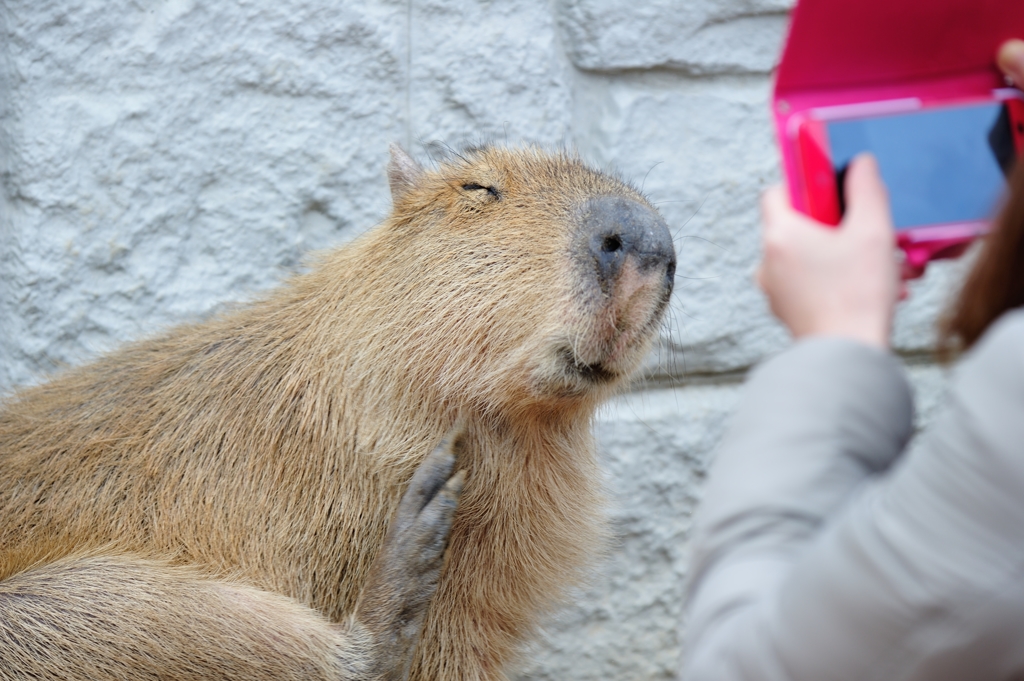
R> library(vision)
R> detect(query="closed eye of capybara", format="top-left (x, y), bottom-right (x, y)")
top-left (0, 144), bottom-right (675, 680)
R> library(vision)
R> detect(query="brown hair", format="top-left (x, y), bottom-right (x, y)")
top-left (939, 157), bottom-right (1024, 357)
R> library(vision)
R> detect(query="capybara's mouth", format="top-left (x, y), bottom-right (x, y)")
top-left (557, 346), bottom-right (618, 385)
top-left (567, 261), bottom-right (672, 378)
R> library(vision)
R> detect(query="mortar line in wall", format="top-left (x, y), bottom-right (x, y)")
top-left (404, 0), bottom-right (412, 151)
top-left (632, 370), bottom-right (750, 393)
top-left (630, 349), bottom-right (947, 394)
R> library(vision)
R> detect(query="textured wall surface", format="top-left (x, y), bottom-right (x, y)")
top-left (1, 0), bottom-right (967, 678)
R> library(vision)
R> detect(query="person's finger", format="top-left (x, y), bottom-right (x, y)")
top-left (901, 259), bottom-right (926, 281)
top-left (842, 154), bottom-right (892, 233)
top-left (898, 281), bottom-right (910, 301)
top-left (760, 184), bottom-right (792, 228)
top-left (754, 262), bottom-right (766, 291)
top-left (997, 39), bottom-right (1024, 86)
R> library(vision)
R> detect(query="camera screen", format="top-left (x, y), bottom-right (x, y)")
top-left (826, 102), bottom-right (1016, 229)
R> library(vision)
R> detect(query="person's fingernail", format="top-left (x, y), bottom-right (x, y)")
top-left (854, 153), bottom-right (877, 170)
top-left (998, 40), bottom-right (1024, 78)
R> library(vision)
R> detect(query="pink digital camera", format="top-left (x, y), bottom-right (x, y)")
top-left (773, 0), bottom-right (1024, 275)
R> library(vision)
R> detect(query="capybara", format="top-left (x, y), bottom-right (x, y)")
top-left (0, 144), bottom-right (676, 680)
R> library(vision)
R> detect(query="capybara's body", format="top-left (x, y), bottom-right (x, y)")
top-left (0, 146), bottom-right (675, 680)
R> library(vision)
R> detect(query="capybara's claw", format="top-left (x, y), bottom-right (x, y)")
top-left (413, 468), bottom-right (464, 561)
top-left (393, 433), bottom-right (461, 533)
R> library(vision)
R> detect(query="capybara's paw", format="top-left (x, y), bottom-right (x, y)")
top-left (391, 430), bottom-right (468, 573)
top-left (353, 428), bottom-right (465, 678)
top-left (385, 431), bottom-right (465, 598)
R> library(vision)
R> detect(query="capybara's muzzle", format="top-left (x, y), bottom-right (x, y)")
top-left (580, 195), bottom-right (676, 298)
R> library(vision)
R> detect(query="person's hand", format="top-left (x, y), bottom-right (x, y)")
top-left (757, 155), bottom-right (900, 349)
top-left (998, 39), bottom-right (1024, 86)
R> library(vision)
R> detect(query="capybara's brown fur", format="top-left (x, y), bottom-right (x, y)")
top-left (0, 145), bottom-right (675, 680)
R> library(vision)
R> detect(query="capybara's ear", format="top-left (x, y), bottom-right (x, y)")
top-left (388, 143), bottom-right (424, 202)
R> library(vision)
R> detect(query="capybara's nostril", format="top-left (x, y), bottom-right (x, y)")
top-left (582, 196), bottom-right (676, 296)
top-left (601, 235), bottom-right (623, 253)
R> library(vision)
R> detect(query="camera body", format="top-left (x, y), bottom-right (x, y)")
top-left (779, 91), bottom-right (1024, 271)
top-left (773, 0), bottom-right (1024, 274)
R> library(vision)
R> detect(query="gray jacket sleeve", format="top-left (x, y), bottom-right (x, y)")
top-left (682, 310), bottom-right (1024, 681)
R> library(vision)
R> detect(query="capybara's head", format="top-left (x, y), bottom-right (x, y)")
top-left (312, 145), bottom-right (675, 419)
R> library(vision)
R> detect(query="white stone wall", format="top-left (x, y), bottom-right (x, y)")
top-left (0, 0), bottom-right (965, 678)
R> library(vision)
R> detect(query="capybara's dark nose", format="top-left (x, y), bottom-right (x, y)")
top-left (581, 196), bottom-right (676, 296)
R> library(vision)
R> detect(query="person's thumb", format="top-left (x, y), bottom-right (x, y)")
top-left (998, 39), bottom-right (1024, 87)
top-left (842, 154), bottom-right (893, 236)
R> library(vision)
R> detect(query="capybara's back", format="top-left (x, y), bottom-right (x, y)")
top-left (0, 145), bottom-right (675, 680)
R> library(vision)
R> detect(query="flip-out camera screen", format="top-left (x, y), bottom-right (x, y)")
top-left (827, 102), bottom-right (1016, 229)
